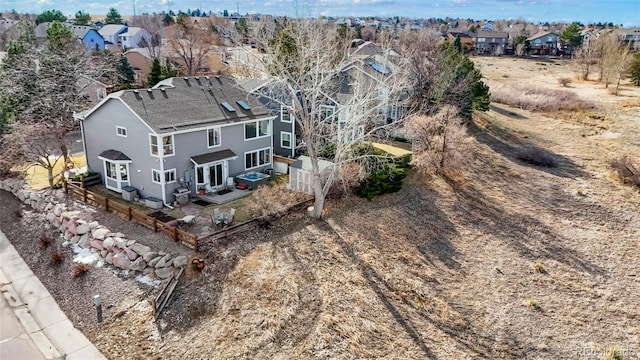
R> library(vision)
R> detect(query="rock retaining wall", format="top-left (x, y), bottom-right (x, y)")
top-left (0, 179), bottom-right (186, 281)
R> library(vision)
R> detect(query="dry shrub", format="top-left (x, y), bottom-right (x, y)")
top-left (72, 263), bottom-right (90, 278)
top-left (490, 84), bottom-right (591, 112)
top-left (621, 100), bottom-right (640, 108)
top-left (405, 106), bottom-right (473, 177)
top-left (37, 236), bottom-right (52, 249)
top-left (610, 155), bottom-right (640, 188)
top-left (557, 77), bottom-right (572, 87)
top-left (516, 146), bottom-right (558, 167)
top-left (244, 182), bottom-right (310, 219)
top-left (50, 251), bottom-right (65, 265)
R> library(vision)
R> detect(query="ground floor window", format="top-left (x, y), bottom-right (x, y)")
top-left (245, 148), bottom-right (271, 170)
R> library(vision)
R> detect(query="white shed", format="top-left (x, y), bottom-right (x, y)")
top-left (288, 156), bottom-right (334, 195)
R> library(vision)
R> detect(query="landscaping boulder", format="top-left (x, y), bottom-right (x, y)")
top-left (53, 204), bottom-right (65, 216)
top-left (76, 223), bottom-right (90, 235)
top-left (142, 251), bottom-right (158, 262)
top-left (155, 267), bottom-right (174, 280)
top-left (124, 248), bottom-right (139, 261)
top-left (126, 240), bottom-right (136, 247)
top-left (129, 243), bottom-right (151, 257)
top-left (90, 239), bottom-right (104, 251)
top-left (112, 253), bottom-right (131, 270)
top-left (105, 253), bottom-right (114, 265)
top-left (129, 257), bottom-right (147, 272)
top-left (66, 220), bottom-right (77, 235)
top-left (148, 256), bottom-right (162, 267)
top-left (172, 256), bottom-right (188, 268)
top-left (155, 254), bottom-right (173, 268)
top-left (78, 234), bottom-right (91, 248)
top-left (45, 213), bottom-right (57, 224)
top-left (102, 237), bottom-right (115, 251)
top-left (92, 228), bottom-right (110, 240)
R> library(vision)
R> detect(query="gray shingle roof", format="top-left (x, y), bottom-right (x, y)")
top-left (99, 149), bottom-right (131, 161)
top-left (116, 76), bottom-right (272, 133)
top-left (98, 24), bottom-right (127, 36)
top-left (191, 149), bottom-right (237, 165)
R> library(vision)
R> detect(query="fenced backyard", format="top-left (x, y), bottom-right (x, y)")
top-left (63, 182), bottom-right (199, 249)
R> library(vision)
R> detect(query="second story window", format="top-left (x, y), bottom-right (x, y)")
top-left (116, 126), bottom-right (127, 137)
top-left (150, 134), bottom-right (174, 156)
top-left (245, 119), bottom-right (270, 140)
top-left (281, 106), bottom-right (291, 123)
top-left (208, 127), bottom-right (221, 147)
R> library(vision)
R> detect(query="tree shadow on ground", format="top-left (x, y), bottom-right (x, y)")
top-left (326, 181), bottom-right (531, 358)
top-left (490, 104), bottom-right (529, 120)
top-left (468, 116), bottom-right (589, 179)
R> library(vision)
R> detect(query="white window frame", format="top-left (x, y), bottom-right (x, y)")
top-left (116, 126), bottom-right (127, 137)
top-left (244, 147), bottom-right (271, 170)
top-left (390, 105), bottom-right (398, 120)
top-left (320, 105), bottom-right (335, 121)
top-left (207, 127), bottom-right (221, 148)
top-left (164, 169), bottom-right (176, 184)
top-left (281, 131), bottom-right (292, 149)
top-left (244, 119), bottom-right (270, 140)
top-left (149, 134), bottom-right (175, 157)
top-left (152, 169), bottom-right (162, 184)
top-left (105, 161), bottom-right (117, 180)
top-left (281, 106), bottom-right (291, 123)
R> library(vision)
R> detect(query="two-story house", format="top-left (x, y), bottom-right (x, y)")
top-left (98, 24), bottom-right (127, 50)
top-left (527, 31), bottom-right (560, 55)
top-left (474, 31), bottom-right (509, 55)
top-left (76, 76), bottom-right (276, 206)
top-left (118, 27), bottom-right (151, 50)
top-left (69, 25), bottom-right (105, 50)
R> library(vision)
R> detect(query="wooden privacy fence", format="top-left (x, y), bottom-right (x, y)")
top-left (63, 182), bottom-right (198, 249)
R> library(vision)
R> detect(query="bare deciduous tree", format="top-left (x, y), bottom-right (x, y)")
top-left (0, 23), bottom-right (114, 184)
top-left (166, 16), bottom-right (219, 76)
top-left (246, 19), bottom-right (410, 218)
top-left (131, 14), bottom-right (165, 59)
top-left (404, 106), bottom-right (472, 177)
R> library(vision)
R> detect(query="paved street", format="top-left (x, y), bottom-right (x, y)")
top-left (0, 230), bottom-right (105, 360)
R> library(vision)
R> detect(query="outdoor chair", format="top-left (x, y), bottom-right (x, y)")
top-left (205, 184), bottom-right (215, 195)
top-left (177, 215), bottom-right (196, 227)
top-left (225, 208), bottom-right (236, 226)
top-left (213, 208), bottom-right (222, 227)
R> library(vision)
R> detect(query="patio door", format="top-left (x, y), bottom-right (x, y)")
top-left (208, 163), bottom-right (225, 189)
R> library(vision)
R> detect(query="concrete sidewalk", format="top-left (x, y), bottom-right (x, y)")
top-left (0, 230), bottom-right (106, 360)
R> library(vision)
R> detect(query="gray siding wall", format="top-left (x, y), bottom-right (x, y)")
top-left (84, 98), bottom-right (274, 203)
top-left (83, 99), bottom-right (161, 199)
top-left (271, 105), bottom-right (295, 158)
top-left (165, 119), bottom-right (273, 200)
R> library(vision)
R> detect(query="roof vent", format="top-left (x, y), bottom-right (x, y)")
top-left (194, 76), bottom-right (199, 80)
top-left (205, 76), bottom-right (210, 80)
top-left (183, 77), bottom-right (189, 80)
top-left (133, 90), bottom-right (139, 93)
top-left (159, 88), bottom-right (166, 92)
top-left (147, 89), bottom-right (152, 93)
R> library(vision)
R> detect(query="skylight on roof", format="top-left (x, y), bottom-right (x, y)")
top-left (236, 100), bottom-right (251, 111)
top-left (371, 63), bottom-right (391, 75)
top-left (221, 102), bottom-right (236, 112)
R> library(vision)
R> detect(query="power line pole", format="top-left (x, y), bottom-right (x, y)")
top-left (132, 0), bottom-right (136, 17)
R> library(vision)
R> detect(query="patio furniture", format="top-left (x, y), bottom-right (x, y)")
top-left (225, 208), bottom-right (236, 226)
top-left (226, 177), bottom-right (235, 191)
top-left (236, 183), bottom-right (248, 190)
top-left (177, 215), bottom-right (196, 227)
top-left (205, 184), bottom-right (215, 195)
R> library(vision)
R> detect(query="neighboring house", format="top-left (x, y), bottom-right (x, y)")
top-left (69, 25), bottom-right (105, 50)
top-left (76, 75), bottom-right (276, 206)
top-left (34, 22), bottom-right (105, 50)
top-left (446, 31), bottom-right (474, 52)
top-left (118, 26), bottom-right (150, 50)
top-left (0, 19), bottom-right (21, 46)
top-left (349, 39), bottom-right (383, 57)
top-left (123, 48), bottom-right (157, 85)
top-left (474, 31), bottom-right (509, 55)
top-left (98, 24), bottom-right (127, 50)
top-left (481, 22), bottom-right (495, 31)
top-left (616, 27), bottom-right (640, 47)
top-left (581, 29), bottom-right (599, 49)
top-left (527, 31), bottom-right (560, 55)
top-left (78, 75), bottom-right (110, 105)
top-left (246, 54), bottom-right (405, 159)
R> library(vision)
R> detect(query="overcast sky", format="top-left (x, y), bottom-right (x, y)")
top-left (2, 0), bottom-right (638, 27)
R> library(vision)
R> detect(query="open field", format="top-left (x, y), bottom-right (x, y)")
top-left (2, 56), bottom-right (639, 359)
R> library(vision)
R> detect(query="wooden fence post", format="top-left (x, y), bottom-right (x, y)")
top-left (105, 198), bottom-right (109, 211)
top-left (83, 188), bottom-right (87, 202)
top-left (153, 218), bottom-right (157, 232)
top-left (128, 207), bottom-right (132, 221)
top-left (173, 226), bottom-right (177, 242)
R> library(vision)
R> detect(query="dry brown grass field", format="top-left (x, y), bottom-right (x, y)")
top-left (6, 56), bottom-right (638, 359)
